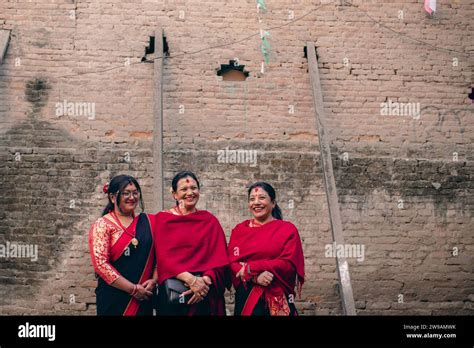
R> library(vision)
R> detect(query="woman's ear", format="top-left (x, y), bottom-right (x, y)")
top-left (109, 193), bottom-right (116, 205)
top-left (171, 189), bottom-right (179, 202)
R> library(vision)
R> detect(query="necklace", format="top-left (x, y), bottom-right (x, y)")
top-left (111, 211), bottom-right (139, 248)
top-left (174, 205), bottom-right (197, 216)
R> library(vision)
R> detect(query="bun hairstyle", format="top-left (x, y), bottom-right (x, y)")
top-left (102, 175), bottom-right (144, 216)
top-left (247, 182), bottom-right (283, 220)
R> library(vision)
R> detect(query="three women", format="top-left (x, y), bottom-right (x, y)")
top-left (89, 172), bottom-right (304, 316)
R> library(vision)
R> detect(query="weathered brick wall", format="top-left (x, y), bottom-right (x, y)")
top-left (0, 0), bottom-right (472, 315)
top-left (335, 156), bottom-right (473, 314)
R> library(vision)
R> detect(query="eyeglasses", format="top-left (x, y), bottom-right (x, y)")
top-left (120, 190), bottom-right (140, 199)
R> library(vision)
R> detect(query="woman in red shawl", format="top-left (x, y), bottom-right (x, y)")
top-left (228, 182), bottom-right (305, 316)
top-left (154, 171), bottom-right (230, 315)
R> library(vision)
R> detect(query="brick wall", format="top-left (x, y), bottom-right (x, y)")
top-left (0, 0), bottom-right (472, 315)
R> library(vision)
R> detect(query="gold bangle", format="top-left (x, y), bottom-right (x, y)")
top-left (190, 275), bottom-right (197, 286)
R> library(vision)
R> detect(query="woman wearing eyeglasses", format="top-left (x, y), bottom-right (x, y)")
top-left (88, 174), bottom-right (157, 316)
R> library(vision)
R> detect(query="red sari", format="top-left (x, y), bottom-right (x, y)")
top-left (228, 219), bottom-right (305, 316)
top-left (154, 210), bottom-right (230, 315)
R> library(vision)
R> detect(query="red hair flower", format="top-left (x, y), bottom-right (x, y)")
top-left (103, 182), bottom-right (109, 194)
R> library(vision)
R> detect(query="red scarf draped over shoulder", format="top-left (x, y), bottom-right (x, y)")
top-left (154, 210), bottom-right (229, 284)
top-left (228, 219), bottom-right (305, 315)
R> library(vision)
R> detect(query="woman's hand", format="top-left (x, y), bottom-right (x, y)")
top-left (141, 278), bottom-right (157, 293)
top-left (235, 262), bottom-right (246, 280)
top-left (202, 275), bottom-right (213, 286)
top-left (181, 276), bottom-right (210, 305)
top-left (133, 284), bottom-right (153, 301)
top-left (255, 271), bottom-right (274, 287)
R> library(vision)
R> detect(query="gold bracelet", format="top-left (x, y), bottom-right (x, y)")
top-left (190, 275), bottom-right (198, 286)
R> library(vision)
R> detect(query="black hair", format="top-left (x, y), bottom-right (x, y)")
top-left (247, 182), bottom-right (283, 220)
top-left (171, 171), bottom-right (200, 206)
top-left (102, 175), bottom-right (144, 216)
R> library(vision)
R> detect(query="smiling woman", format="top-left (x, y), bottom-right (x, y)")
top-left (228, 182), bottom-right (305, 316)
top-left (153, 171), bottom-right (230, 315)
top-left (88, 175), bottom-right (158, 316)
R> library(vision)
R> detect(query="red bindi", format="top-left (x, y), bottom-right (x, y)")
top-left (254, 187), bottom-right (259, 193)
top-left (186, 178), bottom-right (190, 183)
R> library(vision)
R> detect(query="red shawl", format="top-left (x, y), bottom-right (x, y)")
top-left (154, 210), bottom-right (229, 284)
top-left (228, 219), bottom-right (305, 315)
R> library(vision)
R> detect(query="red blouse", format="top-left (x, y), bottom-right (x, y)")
top-left (88, 213), bottom-right (156, 285)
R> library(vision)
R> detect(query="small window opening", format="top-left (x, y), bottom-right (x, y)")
top-left (217, 60), bottom-right (249, 81)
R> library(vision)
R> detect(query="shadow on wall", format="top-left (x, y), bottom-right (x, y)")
top-left (0, 77), bottom-right (93, 304)
top-left (0, 77), bottom-right (154, 311)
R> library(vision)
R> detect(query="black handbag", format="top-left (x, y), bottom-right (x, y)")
top-left (162, 278), bottom-right (190, 305)
top-left (162, 273), bottom-right (202, 305)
